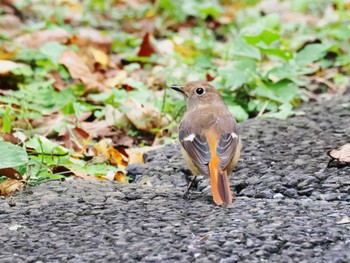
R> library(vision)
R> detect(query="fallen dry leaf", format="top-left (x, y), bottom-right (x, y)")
top-left (336, 215), bottom-right (350, 225)
top-left (92, 140), bottom-right (129, 182)
top-left (51, 71), bottom-right (66, 91)
top-left (102, 170), bottom-right (128, 183)
top-left (76, 27), bottom-right (112, 53)
top-left (108, 145), bottom-right (129, 168)
top-left (12, 131), bottom-right (27, 143)
top-left (88, 47), bottom-right (109, 66)
top-left (0, 60), bottom-right (25, 75)
top-left (104, 104), bottom-right (128, 127)
top-left (60, 0), bottom-right (84, 25)
top-left (51, 166), bottom-right (74, 177)
top-left (72, 170), bottom-right (99, 180)
top-left (80, 120), bottom-right (111, 137)
top-left (0, 14), bottom-right (22, 37)
top-left (328, 143), bottom-right (350, 167)
top-left (124, 98), bottom-right (170, 132)
top-left (257, 0), bottom-right (318, 25)
top-left (94, 139), bottom-right (129, 169)
top-left (2, 133), bottom-right (20, 144)
top-left (59, 49), bottom-right (108, 92)
top-left (155, 39), bottom-right (174, 56)
top-left (62, 127), bottom-right (90, 153)
top-left (31, 113), bottom-right (65, 135)
top-left (0, 167), bottom-right (22, 180)
top-left (0, 178), bottom-right (25, 196)
top-left (14, 28), bottom-right (71, 49)
top-left (104, 70), bottom-right (128, 88)
top-left (137, 32), bottom-right (157, 57)
top-left (103, 170), bottom-right (116, 181)
top-left (8, 224), bottom-right (24, 231)
top-left (114, 171), bottom-right (128, 183)
top-left (126, 145), bottom-right (162, 164)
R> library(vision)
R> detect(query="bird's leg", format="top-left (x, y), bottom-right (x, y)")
top-left (183, 175), bottom-right (197, 199)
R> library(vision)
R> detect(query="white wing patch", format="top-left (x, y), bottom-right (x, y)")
top-left (183, 133), bottom-right (196, 142)
top-left (231, 132), bottom-right (238, 139)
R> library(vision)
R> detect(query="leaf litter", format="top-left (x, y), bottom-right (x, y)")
top-left (0, 0), bottom-right (350, 192)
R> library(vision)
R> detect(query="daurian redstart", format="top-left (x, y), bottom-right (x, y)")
top-left (171, 80), bottom-right (241, 206)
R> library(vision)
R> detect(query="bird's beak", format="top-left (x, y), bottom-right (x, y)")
top-left (170, 85), bottom-right (184, 94)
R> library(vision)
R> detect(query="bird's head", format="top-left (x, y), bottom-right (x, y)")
top-left (171, 80), bottom-right (223, 110)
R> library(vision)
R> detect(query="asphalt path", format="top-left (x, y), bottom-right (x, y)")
top-left (1, 93), bottom-right (350, 262)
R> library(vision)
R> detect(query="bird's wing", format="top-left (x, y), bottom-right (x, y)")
top-left (216, 132), bottom-right (240, 170)
top-left (179, 124), bottom-right (211, 176)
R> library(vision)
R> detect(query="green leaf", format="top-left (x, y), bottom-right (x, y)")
top-left (11, 65), bottom-right (34, 77)
top-left (268, 64), bottom-right (315, 83)
top-left (227, 105), bottom-right (249, 122)
top-left (262, 48), bottom-right (293, 60)
top-left (328, 24), bottom-right (350, 41)
top-left (26, 136), bottom-right (68, 155)
top-left (295, 43), bottom-right (330, 66)
top-left (40, 42), bottom-right (67, 63)
top-left (189, 1), bottom-right (223, 19)
top-left (254, 86), bottom-right (284, 103)
top-left (263, 103), bottom-right (294, 119)
top-left (267, 80), bottom-right (302, 104)
top-left (244, 29), bottom-right (281, 47)
top-left (218, 59), bottom-right (256, 89)
top-left (231, 38), bottom-right (261, 60)
top-left (67, 159), bottom-right (120, 176)
top-left (26, 136), bottom-right (69, 165)
top-left (2, 106), bottom-right (12, 133)
top-left (0, 142), bottom-right (28, 169)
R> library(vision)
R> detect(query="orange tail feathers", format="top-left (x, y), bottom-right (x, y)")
top-left (209, 160), bottom-right (233, 206)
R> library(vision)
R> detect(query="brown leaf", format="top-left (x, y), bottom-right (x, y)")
top-left (126, 146), bottom-right (162, 164)
top-left (104, 70), bottom-right (128, 88)
top-left (108, 146), bottom-right (129, 167)
top-left (328, 143), bottom-right (350, 162)
top-left (206, 73), bottom-right (214, 81)
top-left (76, 27), bottom-right (112, 53)
top-left (102, 170), bottom-right (127, 183)
top-left (328, 143), bottom-right (350, 168)
top-left (72, 170), bottom-right (99, 180)
top-left (114, 171), bottom-right (128, 183)
top-left (0, 168), bottom-right (22, 180)
top-left (62, 127), bottom-right (90, 153)
top-left (0, 14), bottom-right (22, 37)
top-left (31, 113), bottom-right (65, 136)
top-left (51, 166), bottom-right (74, 176)
top-left (104, 104), bottom-right (128, 126)
top-left (94, 139), bottom-right (129, 169)
top-left (51, 71), bottom-right (66, 91)
top-left (88, 47), bottom-right (109, 66)
top-left (14, 28), bottom-right (71, 49)
top-left (124, 98), bottom-right (170, 132)
top-left (137, 32), bottom-right (157, 57)
top-left (2, 133), bottom-right (20, 144)
top-left (80, 120), bottom-right (112, 137)
top-left (109, 128), bottom-right (135, 148)
top-left (59, 49), bottom-right (108, 92)
top-left (0, 178), bottom-right (24, 196)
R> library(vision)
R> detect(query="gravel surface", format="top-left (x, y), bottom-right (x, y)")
top-left (1, 94), bottom-right (350, 263)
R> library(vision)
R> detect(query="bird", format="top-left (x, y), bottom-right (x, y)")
top-left (171, 80), bottom-right (241, 206)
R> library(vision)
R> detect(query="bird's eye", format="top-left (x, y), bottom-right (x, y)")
top-left (196, 87), bottom-right (205, 95)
